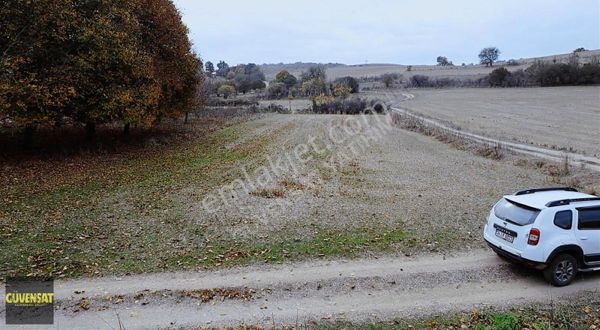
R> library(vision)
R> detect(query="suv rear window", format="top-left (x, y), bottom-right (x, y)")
top-left (494, 198), bottom-right (540, 226)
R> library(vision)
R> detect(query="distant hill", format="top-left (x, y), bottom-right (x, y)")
top-left (260, 49), bottom-right (600, 82)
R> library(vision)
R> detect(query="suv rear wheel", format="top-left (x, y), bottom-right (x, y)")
top-left (543, 254), bottom-right (578, 286)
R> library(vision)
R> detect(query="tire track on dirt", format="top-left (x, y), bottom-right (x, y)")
top-left (380, 91), bottom-right (600, 172)
top-left (4, 251), bottom-right (597, 329)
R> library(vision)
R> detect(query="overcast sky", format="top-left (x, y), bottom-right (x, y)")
top-left (173, 0), bottom-right (600, 66)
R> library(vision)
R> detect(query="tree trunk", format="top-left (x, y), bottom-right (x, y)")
top-left (85, 122), bottom-right (96, 142)
top-left (123, 123), bottom-right (131, 141)
top-left (22, 125), bottom-right (34, 149)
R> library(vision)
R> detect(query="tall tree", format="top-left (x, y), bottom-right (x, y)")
top-left (205, 61), bottom-right (215, 74)
top-left (479, 47), bottom-right (500, 67)
top-left (275, 70), bottom-right (298, 89)
top-left (300, 65), bottom-right (327, 82)
top-left (0, 0), bottom-right (201, 138)
top-left (216, 61), bottom-right (230, 77)
top-left (436, 56), bottom-right (452, 66)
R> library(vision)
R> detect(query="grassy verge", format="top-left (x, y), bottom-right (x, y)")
top-left (179, 226), bottom-right (408, 268)
top-left (312, 292), bottom-right (600, 329)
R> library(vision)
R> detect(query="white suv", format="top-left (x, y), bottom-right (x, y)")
top-left (483, 187), bottom-right (600, 286)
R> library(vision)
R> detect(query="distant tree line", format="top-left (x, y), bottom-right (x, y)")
top-left (203, 61), bottom-right (267, 98)
top-left (264, 65), bottom-right (359, 101)
top-left (405, 55), bottom-right (600, 88)
top-left (0, 0), bottom-right (202, 142)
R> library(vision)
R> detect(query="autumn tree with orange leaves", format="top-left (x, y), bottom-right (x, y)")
top-left (0, 0), bottom-right (202, 142)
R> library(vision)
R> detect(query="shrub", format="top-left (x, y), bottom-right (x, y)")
top-left (579, 63), bottom-right (600, 84)
top-left (267, 82), bottom-right (287, 99)
top-left (504, 69), bottom-right (531, 87)
top-left (488, 67), bottom-right (511, 87)
top-left (300, 65), bottom-right (327, 82)
top-left (275, 70), bottom-right (298, 89)
top-left (217, 85), bottom-right (236, 99)
top-left (410, 75), bottom-right (430, 87)
top-left (301, 79), bottom-right (327, 97)
top-left (334, 76), bottom-right (359, 93)
top-left (312, 97), bottom-right (368, 115)
top-left (333, 84), bottom-right (352, 99)
top-left (382, 73), bottom-right (400, 88)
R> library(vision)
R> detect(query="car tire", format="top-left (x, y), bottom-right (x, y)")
top-left (543, 254), bottom-right (578, 287)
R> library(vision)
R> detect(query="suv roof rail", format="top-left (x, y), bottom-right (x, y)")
top-left (514, 187), bottom-right (578, 196)
top-left (546, 197), bottom-right (600, 207)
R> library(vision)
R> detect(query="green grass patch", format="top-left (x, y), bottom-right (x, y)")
top-left (176, 226), bottom-right (408, 269)
top-left (0, 121), bottom-right (280, 279)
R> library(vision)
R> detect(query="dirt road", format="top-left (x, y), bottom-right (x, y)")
top-left (383, 91), bottom-right (600, 172)
top-left (2, 252), bottom-right (598, 329)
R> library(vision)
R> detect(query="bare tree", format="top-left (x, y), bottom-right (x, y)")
top-left (479, 47), bottom-right (500, 67)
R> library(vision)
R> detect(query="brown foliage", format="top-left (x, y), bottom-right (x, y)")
top-left (0, 0), bottom-right (201, 132)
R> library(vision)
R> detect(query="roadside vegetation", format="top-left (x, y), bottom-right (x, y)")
top-left (313, 292), bottom-right (599, 330)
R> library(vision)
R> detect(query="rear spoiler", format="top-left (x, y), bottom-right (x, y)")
top-left (514, 187), bottom-right (577, 196)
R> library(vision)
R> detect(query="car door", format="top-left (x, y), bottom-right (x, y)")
top-left (575, 207), bottom-right (600, 265)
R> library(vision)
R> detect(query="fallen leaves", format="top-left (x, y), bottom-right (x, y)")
top-left (181, 288), bottom-right (253, 303)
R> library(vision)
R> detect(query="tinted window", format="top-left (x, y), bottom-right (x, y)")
top-left (578, 208), bottom-right (600, 230)
top-left (554, 211), bottom-right (572, 230)
top-left (494, 198), bottom-right (540, 226)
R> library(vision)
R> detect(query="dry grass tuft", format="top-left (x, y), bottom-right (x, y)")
top-left (475, 143), bottom-right (504, 160)
top-left (278, 178), bottom-right (305, 190)
top-left (251, 187), bottom-right (285, 199)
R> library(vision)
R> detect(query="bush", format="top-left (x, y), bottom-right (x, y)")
top-left (275, 70), bottom-right (298, 89)
top-left (529, 63), bottom-right (579, 86)
top-left (301, 79), bottom-right (328, 97)
top-left (217, 85), bottom-right (236, 99)
top-left (579, 63), bottom-right (600, 84)
top-left (409, 75), bottom-right (430, 87)
top-left (312, 97), bottom-right (368, 115)
top-left (504, 69), bottom-right (531, 87)
top-left (267, 82), bottom-right (287, 99)
top-left (382, 73), bottom-right (400, 88)
top-left (334, 76), bottom-right (359, 93)
top-left (488, 67), bottom-right (511, 87)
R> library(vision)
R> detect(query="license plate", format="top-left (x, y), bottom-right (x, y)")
top-left (495, 228), bottom-right (515, 243)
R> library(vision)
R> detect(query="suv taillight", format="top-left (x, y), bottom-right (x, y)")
top-left (528, 228), bottom-right (540, 245)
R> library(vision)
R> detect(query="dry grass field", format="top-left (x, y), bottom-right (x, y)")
top-left (2, 111), bottom-right (568, 279)
top-left (262, 50), bottom-right (600, 81)
top-left (389, 87), bottom-right (600, 156)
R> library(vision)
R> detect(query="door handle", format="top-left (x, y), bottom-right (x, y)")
top-left (580, 237), bottom-right (589, 240)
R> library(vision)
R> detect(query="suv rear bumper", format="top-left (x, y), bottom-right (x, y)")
top-left (485, 239), bottom-right (547, 270)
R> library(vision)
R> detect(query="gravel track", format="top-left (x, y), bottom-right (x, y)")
top-left (3, 251), bottom-right (598, 329)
